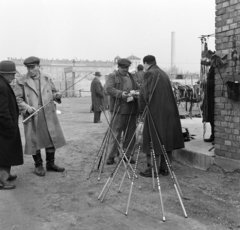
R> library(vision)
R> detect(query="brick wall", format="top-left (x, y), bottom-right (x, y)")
top-left (215, 0), bottom-right (240, 161)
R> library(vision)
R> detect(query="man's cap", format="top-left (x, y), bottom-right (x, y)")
top-left (94, 71), bottom-right (102, 76)
top-left (143, 55), bottom-right (156, 64)
top-left (23, 56), bottom-right (40, 66)
top-left (137, 64), bottom-right (144, 70)
top-left (117, 58), bottom-right (131, 68)
top-left (0, 60), bottom-right (17, 74)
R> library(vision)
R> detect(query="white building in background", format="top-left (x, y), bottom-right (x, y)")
top-left (9, 54), bottom-right (141, 97)
top-left (113, 55), bottom-right (141, 73)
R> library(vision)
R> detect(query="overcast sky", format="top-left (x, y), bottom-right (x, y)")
top-left (0, 0), bottom-right (215, 72)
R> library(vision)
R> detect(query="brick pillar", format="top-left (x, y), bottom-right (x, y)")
top-left (215, 0), bottom-right (240, 164)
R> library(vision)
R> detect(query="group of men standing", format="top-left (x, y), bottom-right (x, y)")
top-left (0, 54), bottom-right (184, 190)
top-left (90, 55), bottom-right (184, 177)
top-left (0, 57), bottom-right (66, 189)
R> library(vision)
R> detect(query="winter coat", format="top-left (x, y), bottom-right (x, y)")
top-left (14, 71), bottom-right (66, 155)
top-left (0, 76), bottom-right (23, 166)
top-left (134, 70), bottom-right (145, 86)
top-left (105, 70), bottom-right (138, 114)
top-left (138, 65), bottom-right (184, 155)
top-left (202, 66), bottom-right (214, 123)
top-left (90, 77), bottom-right (104, 112)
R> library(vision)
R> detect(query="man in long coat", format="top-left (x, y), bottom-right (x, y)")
top-left (138, 55), bottom-right (184, 177)
top-left (90, 72), bottom-right (104, 123)
top-left (0, 61), bottom-right (23, 189)
top-left (202, 65), bottom-right (215, 142)
top-left (14, 56), bottom-right (66, 177)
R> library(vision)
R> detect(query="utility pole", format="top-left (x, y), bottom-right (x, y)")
top-left (72, 59), bottom-right (76, 97)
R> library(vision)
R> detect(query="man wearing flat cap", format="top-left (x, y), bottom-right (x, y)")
top-left (105, 58), bottom-right (138, 165)
top-left (0, 60), bottom-right (23, 189)
top-left (90, 71), bottom-right (104, 123)
top-left (14, 56), bottom-right (66, 177)
top-left (138, 55), bottom-right (184, 177)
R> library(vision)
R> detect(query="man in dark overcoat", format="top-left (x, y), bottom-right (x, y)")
top-left (202, 65), bottom-right (214, 142)
top-left (105, 58), bottom-right (138, 165)
top-left (0, 61), bottom-right (23, 189)
top-left (138, 55), bottom-right (184, 177)
top-left (90, 72), bottom-right (104, 123)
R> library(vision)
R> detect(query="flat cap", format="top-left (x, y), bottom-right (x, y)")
top-left (23, 56), bottom-right (40, 66)
top-left (143, 55), bottom-right (156, 64)
top-left (117, 58), bottom-right (131, 68)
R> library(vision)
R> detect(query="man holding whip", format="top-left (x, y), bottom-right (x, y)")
top-left (14, 56), bottom-right (66, 177)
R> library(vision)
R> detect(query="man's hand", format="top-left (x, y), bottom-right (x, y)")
top-left (122, 92), bottom-right (128, 99)
top-left (27, 106), bottom-right (36, 114)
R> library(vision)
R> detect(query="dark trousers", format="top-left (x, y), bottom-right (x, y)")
top-left (160, 151), bottom-right (172, 170)
top-left (0, 166), bottom-right (11, 184)
top-left (147, 151), bottom-right (172, 170)
top-left (107, 113), bottom-right (136, 159)
top-left (94, 111), bottom-right (101, 123)
top-left (210, 121), bottom-right (214, 139)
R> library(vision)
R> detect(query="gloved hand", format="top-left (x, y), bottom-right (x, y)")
top-left (27, 106), bottom-right (36, 114)
top-left (122, 92), bottom-right (128, 99)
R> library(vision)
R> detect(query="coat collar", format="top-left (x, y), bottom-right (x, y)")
top-left (0, 75), bottom-right (10, 85)
top-left (25, 70), bottom-right (47, 95)
top-left (0, 76), bottom-right (18, 111)
top-left (147, 64), bottom-right (158, 71)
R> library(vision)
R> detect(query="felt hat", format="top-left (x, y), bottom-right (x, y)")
top-left (0, 60), bottom-right (17, 74)
top-left (94, 71), bottom-right (102, 76)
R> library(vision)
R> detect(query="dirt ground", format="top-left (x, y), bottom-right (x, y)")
top-left (0, 97), bottom-right (240, 230)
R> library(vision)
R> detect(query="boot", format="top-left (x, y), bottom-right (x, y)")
top-left (46, 152), bottom-right (65, 172)
top-left (32, 151), bottom-right (45, 177)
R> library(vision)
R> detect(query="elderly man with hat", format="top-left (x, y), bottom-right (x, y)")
top-left (14, 56), bottom-right (66, 177)
top-left (0, 60), bottom-right (23, 189)
top-left (105, 58), bottom-right (139, 165)
top-left (138, 55), bottom-right (184, 177)
top-left (134, 64), bottom-right (145, 87)
top-left (90, 71), bottom-right (104, 123)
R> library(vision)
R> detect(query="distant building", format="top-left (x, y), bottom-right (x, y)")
top-left (112, 55), bottom-right (141, 73)
top-left (9, 54), bottom-right (141, 81)
top-left (9, 55), bottom-right (141, 97)
top-left (8, 57), bottom-right (114, 81)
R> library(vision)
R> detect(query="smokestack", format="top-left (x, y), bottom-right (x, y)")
top-left (171, 32), bottom-right (176, 78)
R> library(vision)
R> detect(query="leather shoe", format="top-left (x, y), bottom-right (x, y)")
top-left (140, 167), bottom-right (158, 178)
top-left (159, 169), bottom-right (169, 176)
top-left (7, 174), bottom-right (17, 181)
top-left (0, 182), bottom-right (15, 190)
top-left (35, 165), bottom-right (46, 176)
top-left (46, 164), bottom-right (65, 172)
top-left (94, 120), bottom-right (102, 123)
top-left (204, 138), bottom-right (214, 142)
top-left (106, 158), bottom-right (115, 165)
